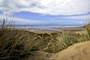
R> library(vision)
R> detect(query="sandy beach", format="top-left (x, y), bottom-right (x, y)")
top-left (25, 27), bottom-right (85, 34)
top-left (17, 27), bottom-right (85, 34)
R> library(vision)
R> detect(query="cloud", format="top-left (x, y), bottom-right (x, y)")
top-left (0, 0), bottom-right (89, 15)
top-left (59, 14), bottom-right (90, 20)
top-left (68, 15), bottom-right (90, 19)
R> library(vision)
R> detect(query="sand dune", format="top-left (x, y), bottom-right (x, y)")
top-left (25, 41), bottom-right (90, 60)
top-left (52, 41), bottom-right (90, 60)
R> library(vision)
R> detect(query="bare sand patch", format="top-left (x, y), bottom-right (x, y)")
top-left (52, 41), bottom-right (90, 60)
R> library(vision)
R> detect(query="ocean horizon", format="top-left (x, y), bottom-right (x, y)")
top-left (12, 24), bottom-right (85, 28)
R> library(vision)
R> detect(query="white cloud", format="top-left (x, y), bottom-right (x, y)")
top-left (60, 14), bottom-right (90, 20)
top-left (0, 0), bottom-right (89, 15)
top-left (70, 15), bottom-right (90, 19)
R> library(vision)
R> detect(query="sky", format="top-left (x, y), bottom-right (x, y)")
top-left (0, 0), bottom-right (90, 27)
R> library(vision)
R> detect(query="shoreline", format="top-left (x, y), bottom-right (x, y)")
top-left (1, 27), bottom-right (85, 33)
top-left (15, 27), bottom-right (85, 33)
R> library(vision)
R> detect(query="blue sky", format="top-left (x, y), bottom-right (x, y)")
top-left (0, 0), bottom-right (90, 27)
top-left (12, 11), bottom-right (89, 24)
top-left (12, 11), bottom-right (90, 26)
top-left (0, 11), bottom-right (3, 14)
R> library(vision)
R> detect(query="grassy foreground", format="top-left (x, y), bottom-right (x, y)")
top-left (0, 24), bottom-right (90, 60)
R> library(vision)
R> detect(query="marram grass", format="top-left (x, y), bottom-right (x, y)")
top-left (0, 23), bottom-right (89, 59)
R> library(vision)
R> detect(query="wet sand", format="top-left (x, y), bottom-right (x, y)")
top-left (53, 27), bottom-right (85, 32)
top-left (21, 27), bottom-right (85, 33)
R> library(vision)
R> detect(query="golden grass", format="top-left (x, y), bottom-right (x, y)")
top-left (86, 23), bottom-right (90, 36)
top-left (0, 23), bottom-right (89, 60)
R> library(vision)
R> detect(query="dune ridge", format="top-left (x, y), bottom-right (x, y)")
top-left (52, 41), bottom-right (90, 60)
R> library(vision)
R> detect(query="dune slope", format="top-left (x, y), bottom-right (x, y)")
top-left (52, 41), bottom-right (90, 60)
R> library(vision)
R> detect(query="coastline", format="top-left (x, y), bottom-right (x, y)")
top-left (16, 27), bottom-right (85, 33)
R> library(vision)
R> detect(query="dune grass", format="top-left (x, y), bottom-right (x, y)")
top-left (86, 23), bottom-right (90, 36)
top-left (0, 22), bottom-right (90, 59)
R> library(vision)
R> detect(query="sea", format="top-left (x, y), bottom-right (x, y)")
top-left (12, 24), bottom-right (85, 32)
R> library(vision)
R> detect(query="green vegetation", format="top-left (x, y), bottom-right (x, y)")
top-left (0, 20), bottom-right (90, 59)
top-left (86, 23), bottom-right (90, 36)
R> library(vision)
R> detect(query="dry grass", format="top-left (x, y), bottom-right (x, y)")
top-left (0, 29), bottom-right (35, 57)
top-left (86, 23), bottom-right (90, 36)
top-left (0, 22), bottom-right (90, 60)
top-left (0, 28), bottom-right (59, 57)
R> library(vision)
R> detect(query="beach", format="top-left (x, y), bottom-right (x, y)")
top-left (17, 27), bottom-right (85, 34)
